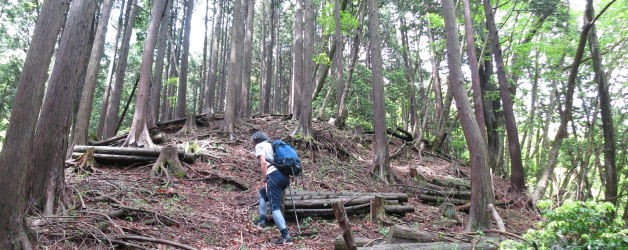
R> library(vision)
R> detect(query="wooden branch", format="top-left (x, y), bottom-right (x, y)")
top-left (115, 76), bottom-right (140, 134)
top-left (357, 242), bottom-right (498, 249)
top-left (333, 201), bottom-right (357, 250)
top-left (285, 191), bottom-right (408, 203)
top-left (487, 204), bottom-right (505, 231)
top-left (116, 235), bottom-right (198, 250)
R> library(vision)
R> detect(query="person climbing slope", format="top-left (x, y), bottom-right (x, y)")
top-left (251, 131), bottom-right (293, 245)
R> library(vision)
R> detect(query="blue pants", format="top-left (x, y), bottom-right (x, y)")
top-left (259, 171), bottom-right (290, 236)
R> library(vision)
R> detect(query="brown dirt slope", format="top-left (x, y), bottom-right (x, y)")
top-left (33, 115), bottom-right (538, 249)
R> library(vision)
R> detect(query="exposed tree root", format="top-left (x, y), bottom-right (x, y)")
top-left (177, 115), bottom-right (198, 135)
top-left (151, 147), bottom-right (187, 183)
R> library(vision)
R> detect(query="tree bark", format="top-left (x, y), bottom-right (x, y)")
top-left (30, 0), bottom-right (97, 215)
top-left (426, 19), bottom-right (443, 121)
top-left (174, 0), bottom-right (194, 118)
top-left (224, 0), bottom-right (245, 137)
top-left (442, 0), bottom-right (493, 230)
top-left (261, 0), bottom-right (276, 114)
top-left (291, 0), bottom-right (304, 119)
top-left (205, 0), bottom-right (224, 115)
top-left (369, 0), bottom-right (391, 183)
top-left (585, 0), bottom-right (617, 206)
top-left (103, 0), bottom-right (138, 138)
top-left (123, 0), bottom-right (168, 148)
top-left (72, 0), bottom-right (115, 147)
top-left (482, 0), bottom-right (525, 192)
top-left (293, 0), bottom-right (314, 138)
top-left (523, 51), bottom-right (540, 166)
top-left (333, 201), bottom-right (357, 250)
top-left (148, 0), bottom-right (172, 127)
top-left (462, 0), bottom-right (486, 141)
top-left (240, 0), bottom-right (256, 117)
top-left (399, 15), bottom-right (418, 138)
top-left (271, 6), bottom-right (281, 113)
top-left (0, 0), bottom-right (70, 247)
top-left (334, 0), bottom-right (345, 116)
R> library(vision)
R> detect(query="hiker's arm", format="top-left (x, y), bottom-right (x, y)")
top-left (258, 155), bottom-right (268, 182)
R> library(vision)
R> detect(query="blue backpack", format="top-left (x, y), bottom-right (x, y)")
top-left (269, 140), bottom-right (302, 176)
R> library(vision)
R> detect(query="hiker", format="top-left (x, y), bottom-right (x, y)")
top-left (251, 131), bottom-right (293, 245)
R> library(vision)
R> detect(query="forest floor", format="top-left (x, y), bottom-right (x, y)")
top-left (33, 115), bottom-right (540, 249)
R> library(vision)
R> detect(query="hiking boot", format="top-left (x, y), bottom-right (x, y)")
top-left (271, 237), bottom-right (293, 245)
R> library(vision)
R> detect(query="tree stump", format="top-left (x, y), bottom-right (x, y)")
top-left (440, 203), bottom-right (456, 220)
top-left (333, 201), bottom-right (357, 250)
top-left (177, 115), bottom-right (198, 135)
top-left (151, 147), bottom-right (186, 182)
top-left (75, 147), bottom-right (95, 172)
top-left (370, 196), bottom-right (385, 224)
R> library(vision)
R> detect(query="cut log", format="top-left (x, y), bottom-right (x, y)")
top-left (72, 153), bottom-right (156, 164)
top-left (400, 184), bottom-right (471, 198)
top-left (285, 205), bottom-right (413, 217)
top-left (386, 225), bottom-right (441, 243)
top-left (286, 191), bottom-right (409, 203)
top-left (440, 203), bottom-right (457, 220)
top-left (358, 242), bottom-right (498, 250)
top-left (428, 177), bottom-right (471, 189)
top-left (417, 194), bottom-right (469, 205)
top-left (335, 236), bottom-right (383, 250)
top-left (287, 196), bottom-right (398, 209)
top-left (370, 196), bottom-right (385, 224)
top-left (151, 147), bottom-right (186, 180)
top-left (333, 201), bottom-right (357, 250)
top-left (75, 147), bottom-right (96, 172)
top-left (73, 145), bottom-right (195, 163)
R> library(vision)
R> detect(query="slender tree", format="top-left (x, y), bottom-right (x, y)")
top-left (462, 0), bottom-right (486, 140)
top-left (123, 0), bottom-right (169, 147)
top-left (72, 0), bottom-right (115, 147)
top-left (262, 0), bottom-right (276, 113)
top-left (148, 0), bottom-right (172, 126)
top-left (30, 0), bottom-right (97, 215)
top-left (585, 0), bottom-right (617, 205)
top-left (205, 0), bottom-right (224, 116)
top-left (291, 0), bottom-right (304, 119)
top-left (175, 0), bottom-right (194, 118)
top-left (97, 0), bottom-right (127, 138)
top-left (241, 0), bottom-right (256, 117)
top-left (442, 0), bottom-right (493, 230)
top-left (103, 0), bottom-right (138, 138)
top-left (0, 0), bottom-right (70, 247)
top-left (482, 0), bottom-right (525, 191)
top-left (293, 0), bottom-right (314, 138)
top-left (333, 0), bottom-right (345, 120)
top-left (369, 0), bottom-right (391, 183)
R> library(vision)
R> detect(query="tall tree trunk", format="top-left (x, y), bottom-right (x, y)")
top-left (291, 0), bottom-right (304, 119)
top-left (30, 0), bottom-right (97, 215)
top-left (198, 0), bottom-right (209, 114)
top-left (224, 0), bottom-right (245, 137)
top-left (462, 0), bottom-right (486, 141)
top-left (98, 0), bottom-right (128, 138)
top-left (334, 0), bottom-right (345, 115)
top-left (426, 19), bottom-right (443, 121)
top-left (523, 51), bottom-right (539, 166)
top-left (0, 0), bottom-right (70, 247)
top-left (258, 2), bottom-right (267, 113)
top-left (293, 0), bottom-right (314, 138)
top-left (240, 0), bottom-right (256, 117)
top-left (262, 0), bottom-right (276, 114)
top-left (531, 2), bottom-right (597, 203)
top-left (123, 0), bottom-right (168, 147)
top-left (368, 0), bottom-right (391, 183)
top-left (272, 6), bottom-right (281, 113)
top-left (335, 0), bottom-right (365, 128)
top-left (399, 15), bottom-right (418, 138)
top-left (148, 0), bottom-right (172, 126)
top-left (482, 0), bottom-right (525, 192)
top-left (103, 0), bottom-right (138, 138)
top-left (205, 0), bottom-right (224, 115)
top-left (72, 0), bottom-right (115, 147)
top-left (175, 0), bottom-right (194, 118)
top-left (442, 0), bottom-right (493, 230)
top-left (585, 0), bottom-right (617, 206)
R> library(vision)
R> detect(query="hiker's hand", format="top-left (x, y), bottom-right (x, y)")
top-left (265, 183), bottom-right (268, 196)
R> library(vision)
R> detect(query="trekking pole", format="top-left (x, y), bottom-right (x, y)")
top-left (289, 168), bottom-right (301, 235)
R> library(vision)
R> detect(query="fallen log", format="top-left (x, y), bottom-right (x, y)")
top-left (89, 132), bottom-right (164, 146)
top-left (417, 194), bottom-right (469, 205)
top-left (385, 225), bottom-right (447, 243)
top-left (72, 153), bottom-right (156, 164)
top-left (333, 201), bottom-right (357, 250)
top-left (287, 196), bottom-right (399, 209)
top-left (286, 191), bottom-right (408, 203)
top-left (397, 184), bottom-right (471, 198)
top-left (285, 205), bottom-right (414, 217)
top-left (358, 242), bottom-right (498, 250)
top-left (335, 236), bottom-right (383, 250)
top-left (73, 146), bottom-right (195, 163)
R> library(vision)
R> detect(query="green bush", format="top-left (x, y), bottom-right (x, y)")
top-left (502, 200), bottom-right (628, 249)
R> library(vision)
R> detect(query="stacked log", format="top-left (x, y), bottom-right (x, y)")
top-left (282, 191), bottom-right (413, 218)
top-left (72, 146), bottom-right (195, 165)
